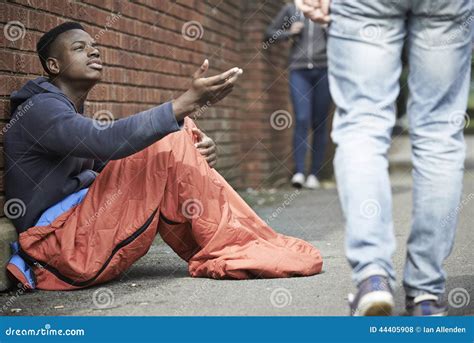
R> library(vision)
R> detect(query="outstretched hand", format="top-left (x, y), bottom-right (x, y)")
top-left (172, 60), bottom-right (243, 121)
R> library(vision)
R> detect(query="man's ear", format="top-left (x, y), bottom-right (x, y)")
top-left (46, 57), bottom-right (60, 75)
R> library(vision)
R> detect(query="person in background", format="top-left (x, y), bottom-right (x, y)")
top-left (298, 0), bottom-right (471, 316)
top-left (265, 0), bottom-right (331, 189)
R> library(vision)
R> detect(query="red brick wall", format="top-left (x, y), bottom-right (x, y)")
top-left (0, 0), bottom-right (292, 216)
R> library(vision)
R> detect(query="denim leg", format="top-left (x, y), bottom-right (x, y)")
top-left (328, 0), bottom-right (408, 288)
top-left (403, 0), bottom-right (472, 297)
top-left (310, 68), bottom-right (331, 176)
top-left (290, 69), bottom-right (314, 174)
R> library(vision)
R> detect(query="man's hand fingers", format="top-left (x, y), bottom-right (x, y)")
top-left (304, 0), bottom-right (320, 6)
top-left (296, 0), bottom-right (330, 23)
top-left (208, 159), bottom-right (216, 168)
top-left (207, 69), bottom-right (241, 92)
top-left (205, 153), bottom-right (217, 164)
top-left (207, 69), bottom-right (242, 91)
top-left (321, 0), bottom-right (330, 16)
top-left (195, 138), bottom-right (213, 149)
top-left (295, 0), bottom-right (317, 13)
top-left (193, 59), bottom-right (209, 79)
top-left (191, 127), bottom-right (205, 142)
top-left (214, 87), bottom-right (234, 102)
top-left (203, 67), bottom-right (242, 86)
top-left (208, 82), bottom-right (233, 93)
top-left (308, 9), bottom-right (330, 23)
top-left (198, 145), bottom-right (216, 156)
top-left (208, 86), bottom-right (233, 104)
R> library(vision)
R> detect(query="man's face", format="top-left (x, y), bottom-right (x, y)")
top-left (47, 29), bottom-right (102, 83)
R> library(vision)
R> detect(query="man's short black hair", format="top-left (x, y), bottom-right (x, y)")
top-left (36, 22), bottom-right (85, 73)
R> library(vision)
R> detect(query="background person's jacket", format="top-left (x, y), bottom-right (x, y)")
top-left (4, 76), bottom-right (182, 233)
top-left (264, 3), bottom-right (327, 69)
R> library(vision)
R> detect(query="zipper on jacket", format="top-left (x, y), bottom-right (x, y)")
top-left (19, 208), bottom-right (158, 287)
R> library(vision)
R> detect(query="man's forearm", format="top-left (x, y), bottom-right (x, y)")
top-left (172, 91), bottom-right (197, 122)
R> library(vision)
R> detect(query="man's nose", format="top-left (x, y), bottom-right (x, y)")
top-left (87, 45), bottom-right (100, 58)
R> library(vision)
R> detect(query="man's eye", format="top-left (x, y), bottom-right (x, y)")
top-left (74, 46), bottom-right (84, 50)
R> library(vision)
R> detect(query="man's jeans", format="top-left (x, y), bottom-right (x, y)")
top-left (327, 0), bottom-right (471, 297)
top-left (289, 68), bottom-right (331, 176)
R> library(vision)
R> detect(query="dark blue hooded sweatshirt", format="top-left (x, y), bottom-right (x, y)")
top-left (4, 77), bottom-right (182, 233)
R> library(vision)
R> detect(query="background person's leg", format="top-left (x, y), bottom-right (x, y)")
top-left (403, 0), bottom-right (472, 298)
top-left (328, 0), bottom-right (408, 287)
top-left (290, 69), bottom-right (314, 175)
top-left (309, 67), bottom-right (331, 177)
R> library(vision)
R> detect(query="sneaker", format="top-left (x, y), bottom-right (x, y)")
top-left (348, 275), bottom-right (394, 316)
top-left (304, 174), bottom-right (320, 189)
top-left (291, 173), bottom-right (305, 188)
top-left (406, 294), bottom-right (448, 316)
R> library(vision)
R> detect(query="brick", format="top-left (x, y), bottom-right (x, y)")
top-left (0, 0), bottom-right (293, 217)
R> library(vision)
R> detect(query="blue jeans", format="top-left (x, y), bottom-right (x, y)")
top-left (289, 68), bottom-right (331, 176)
top-left (328, 0), bottom-right (471, 297)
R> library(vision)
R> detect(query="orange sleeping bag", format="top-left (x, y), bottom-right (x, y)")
top-left (17, 118), bottom-right (323, 290)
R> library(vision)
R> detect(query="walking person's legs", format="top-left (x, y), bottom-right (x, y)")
top-left (290, 69), bottom-right (314, 187)
top-left (327, 0), bottom-right (408, 315)
top-left (402, 0), bottom-right (471, 316)
top-left (308, 67), bottom-right (331, 187)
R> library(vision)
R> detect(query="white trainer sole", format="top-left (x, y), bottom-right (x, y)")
top-left (354, 291), bottom-right (394, 316)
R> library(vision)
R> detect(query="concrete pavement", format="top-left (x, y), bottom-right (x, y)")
top-left (1, 170), bottom-right (473, 316)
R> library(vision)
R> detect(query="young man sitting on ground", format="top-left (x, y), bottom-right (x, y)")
top-left (5, 22), bottom-right (322, 290)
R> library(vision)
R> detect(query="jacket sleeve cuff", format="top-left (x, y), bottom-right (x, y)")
top-left (150, 101), bottom-right (182, 136)
top-left (73, 169), bottom-right (98, 189)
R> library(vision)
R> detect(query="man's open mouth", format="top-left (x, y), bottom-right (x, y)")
top-left (87, 59), bottom-right (103, 70)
